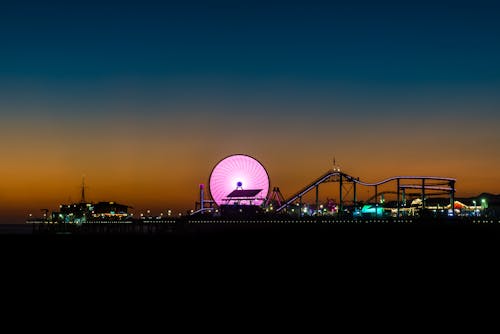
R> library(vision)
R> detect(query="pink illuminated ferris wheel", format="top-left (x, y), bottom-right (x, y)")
top-left (209, 154), bottom-right (270, 206)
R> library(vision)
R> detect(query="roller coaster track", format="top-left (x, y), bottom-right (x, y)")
top-left (276, 170), bottom-right (456, 212)
top-left (364, 190), bottom-right (451, 203)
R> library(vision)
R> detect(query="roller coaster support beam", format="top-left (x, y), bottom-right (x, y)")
top-left (397, 178), bottom-right (400, 218)
top-left (339, 174), bottom-right (343, 216)
top-left (315, 185), bottom-right (319, 217)
top-left (299, 196), bottom-right (302, 218)
top-left (422, 179), bottom-right (425, 213)
top-left (353, 181), bottom-right (357, 210)
top-left (450, 180), bottom-right (455, 217)
top-left (375, 185), bottom-right (378, 204)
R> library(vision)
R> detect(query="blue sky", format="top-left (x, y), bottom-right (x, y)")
top-left (1, 1), bottom-right (499, 86)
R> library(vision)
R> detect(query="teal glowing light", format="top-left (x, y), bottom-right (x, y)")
top-left (361, 205), bottom-right (384, 216)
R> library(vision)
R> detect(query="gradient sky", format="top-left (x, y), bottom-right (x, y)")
top-left (1, 0), bottom-right (500, 223)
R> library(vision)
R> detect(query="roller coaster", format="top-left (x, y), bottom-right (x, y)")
top-left (275, 170), bottom-right (456, 218)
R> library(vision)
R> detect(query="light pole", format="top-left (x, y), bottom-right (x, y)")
top-left (472, 200), bottom-right (476, 216)
top-left (481, 199), bottom-right (488, 216)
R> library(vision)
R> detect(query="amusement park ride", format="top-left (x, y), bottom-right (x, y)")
top-left (192, 154), bottom-right (458, 218)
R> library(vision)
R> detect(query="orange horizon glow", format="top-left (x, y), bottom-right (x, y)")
top-left (2, 98), bottom-right (499, 223)
top-left (2, 135), bottom-right (499, 222)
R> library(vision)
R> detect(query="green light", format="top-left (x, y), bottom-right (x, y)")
top-left (361, 205), bottom-right (383, 216)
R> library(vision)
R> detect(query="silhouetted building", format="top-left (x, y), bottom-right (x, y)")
top-left (52, 201), bottom-right (131, 223)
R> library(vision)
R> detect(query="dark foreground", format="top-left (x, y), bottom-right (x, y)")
top-left (2, 219), bottom-right (498, 280)
top-left (2, 217), bottom-right (499, 248)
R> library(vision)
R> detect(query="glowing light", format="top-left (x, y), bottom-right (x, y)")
top-left (209, 154), bottom-right (269, 206)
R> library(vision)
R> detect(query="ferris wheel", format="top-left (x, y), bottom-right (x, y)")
top-left (209, 154), bottom-right (270, 206)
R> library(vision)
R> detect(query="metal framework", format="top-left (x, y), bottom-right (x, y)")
top-left (265, 187), bottom-right (286, 208)
top-left (276, 170), bottom-right (456, 218)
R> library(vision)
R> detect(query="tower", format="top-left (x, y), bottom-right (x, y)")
top-left (80, 176), bottom-right (87, 203)
top-left (333, 156), bottom-right (341, 172)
